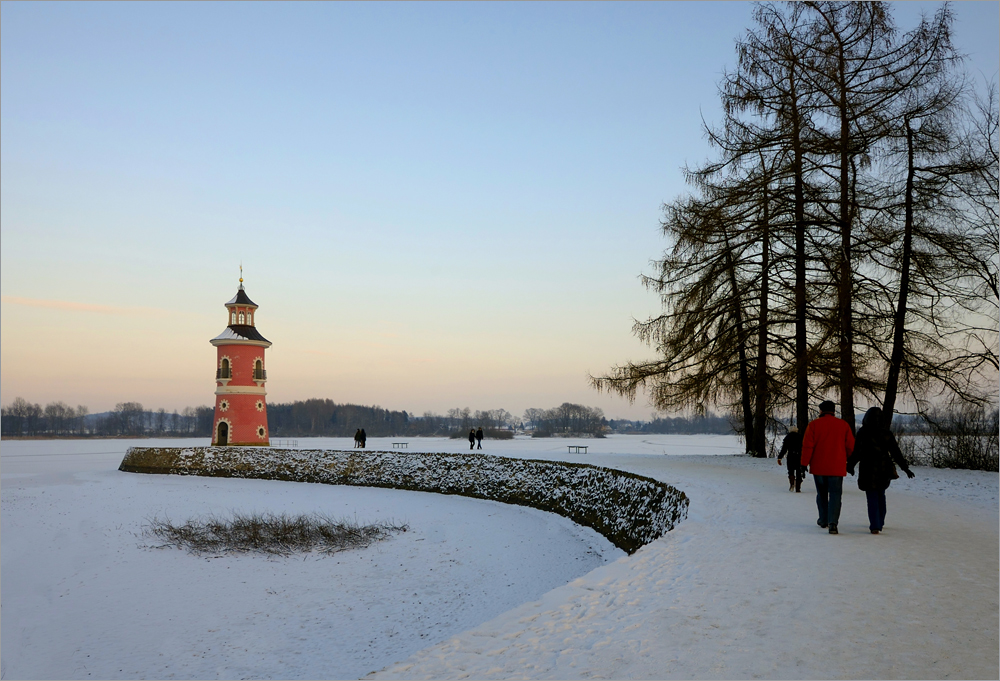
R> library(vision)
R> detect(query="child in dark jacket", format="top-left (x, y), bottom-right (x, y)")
top-left (847, 407), bottom-right (915, 534)
top-left (777, 427), bottom-right (804, 492)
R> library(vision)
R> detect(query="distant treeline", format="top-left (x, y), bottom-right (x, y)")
top-left (4, 396), bottom-right (736, 439)
top-left (0, 398), bottom-right (213, 437)
top-left (270, 401), bottom-right (545, 438)
top-left (225, 400), bottom-right (612, 438)
top-left (524, 403), bottom-right (606, 437)
top-left (608, 413), bottom-right (736, 435)
top-left (268, 399), bottom-right (412, 437)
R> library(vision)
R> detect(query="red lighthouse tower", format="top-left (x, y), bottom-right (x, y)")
top-left (210, 272), bottom-right (271, 446)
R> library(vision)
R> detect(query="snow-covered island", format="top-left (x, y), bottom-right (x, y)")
top-left (2, 435), bottom-right (997, 679)
top-left (118, 445), bottom-right (689, 553)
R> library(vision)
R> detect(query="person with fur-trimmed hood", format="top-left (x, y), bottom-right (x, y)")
top-left (777, 426), bottom-right (805, 492)
top-left (847, 406), bottom-right (915, 534)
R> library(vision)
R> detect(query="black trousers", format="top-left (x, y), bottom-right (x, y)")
top-left (785, 454), bottom-right (804, 489)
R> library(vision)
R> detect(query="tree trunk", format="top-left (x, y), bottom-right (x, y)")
top-left (724, 242), bottom-right (756, 456)
top-left (752, 175), bottom-right (771, 457)
top-left (837, 48), bottom-right (857, 434)
top-left (883, 121), bottom-right (916, 427)
top-left (790, 66), bottom-right (810, 434)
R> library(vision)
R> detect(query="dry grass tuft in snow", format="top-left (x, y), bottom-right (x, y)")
top-left (143, 512), bottom-right (408, 556)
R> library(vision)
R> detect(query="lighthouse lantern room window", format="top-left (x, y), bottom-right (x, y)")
top-left (210, 268), bottom-right (272, 447)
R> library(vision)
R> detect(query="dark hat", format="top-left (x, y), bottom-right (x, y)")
top-left (819, 400), bottom-right (836, 413)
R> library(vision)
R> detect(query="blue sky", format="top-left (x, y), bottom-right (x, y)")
top-left (2, 1), bottom-right (997, 419)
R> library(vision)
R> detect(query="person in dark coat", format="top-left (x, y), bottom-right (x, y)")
top-left (468, 428), bottom-right (476, 450)
top-left (359, 428), bottom-right (367, 449)
top-left (847, 406), bottom-right (915, 534)
top-left (475, 427), bottom-right (484, 450)
top-left (776, 426), bottom-right (804, 492)
top-left (354, 429), bottom-right (362, 448)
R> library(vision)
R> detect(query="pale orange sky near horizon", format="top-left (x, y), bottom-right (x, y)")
top-left (0, 284), bottom-right (662, 419)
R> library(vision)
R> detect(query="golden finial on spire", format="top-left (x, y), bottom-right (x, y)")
top-left (239, 263), bottom-right (243, 287)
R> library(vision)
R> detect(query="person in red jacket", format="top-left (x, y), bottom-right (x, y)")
top-left (801, 400), bottom-right (855, 534)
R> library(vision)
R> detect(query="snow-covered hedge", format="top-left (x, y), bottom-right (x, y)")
top-left (120, 447), bottom-right (688, 554)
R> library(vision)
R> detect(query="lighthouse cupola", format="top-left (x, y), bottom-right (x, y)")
top-left (210, 271), bottom-right (272, 446)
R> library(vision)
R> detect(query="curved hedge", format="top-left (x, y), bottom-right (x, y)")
top-left (119, 447), bottom-right (689, 554)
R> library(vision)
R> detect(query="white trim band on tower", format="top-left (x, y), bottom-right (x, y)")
top-left (215, 385), bottom-right (268, 396)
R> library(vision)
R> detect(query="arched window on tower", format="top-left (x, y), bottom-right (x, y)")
top-left (219, 357), bottom-right (231, 380)
top-left (254, 359), bottom-right (264, 381)
top-left (231, 311), bottom-right (236, 324)
top-left (239, 311), bottom-right (245, 324)
top-left (248, 312), bottom-right (253, 325)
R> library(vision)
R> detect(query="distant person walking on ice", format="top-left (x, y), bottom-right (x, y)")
top-left (777, 426), bottom-right (804, 493)
top-left (847, 406), bottom-right (915, 534)
top-left (468, 428), bottom-right (476, 450)
top-left (475, 427), bottom-right (484, 450)
top-left (354, 429), bottom-right (362, 448)
top-left (801, 400), bottom-right (855, 535)
top-left (359, 428), bottom-right (367, 449)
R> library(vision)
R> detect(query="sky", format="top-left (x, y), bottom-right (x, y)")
top-left (2, 1), bottom-right (998, 420)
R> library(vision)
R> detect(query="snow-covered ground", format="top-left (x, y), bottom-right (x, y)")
top-left (2, 435), bottom-right (997, 679)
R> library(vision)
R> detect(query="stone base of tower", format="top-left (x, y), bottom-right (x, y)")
top-left (213, 441), bottom-right (271, 447)
top-left (213, 394), bottom-right (269, 447)
top-left (212, 433), bottom-right (271, 447)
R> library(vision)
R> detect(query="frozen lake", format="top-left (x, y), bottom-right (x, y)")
top-left (2, 436), bottom-right (647, 680)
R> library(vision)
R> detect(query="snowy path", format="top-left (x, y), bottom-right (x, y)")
top-left (371, 454), bottom-right (999, 680)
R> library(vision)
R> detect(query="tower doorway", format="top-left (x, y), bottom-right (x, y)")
top-left (217, 421), bottom-right (229, 446)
